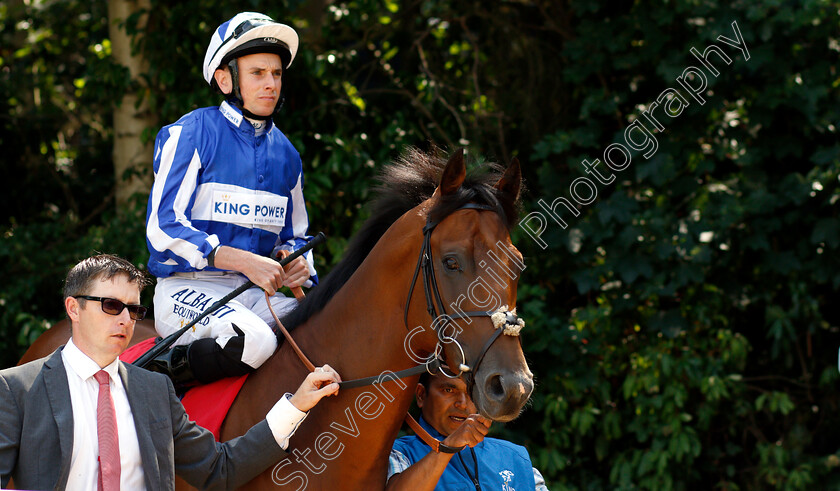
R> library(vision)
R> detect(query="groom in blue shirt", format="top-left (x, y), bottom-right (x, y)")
top-left (387, 371), bottom-right (549, 490)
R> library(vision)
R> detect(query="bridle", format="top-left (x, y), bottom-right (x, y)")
top-left (403, 202), bottom-right (525, 398)
top-left (266, 201), bottom-right (525, 454)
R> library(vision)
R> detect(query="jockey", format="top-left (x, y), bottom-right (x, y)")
top-left (145, 12), bottom-right (317, 387)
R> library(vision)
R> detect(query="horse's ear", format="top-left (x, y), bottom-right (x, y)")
top-left (439, 148), bottom-right (467, 196)
top-left (495, 157), bottom-right (521, 201)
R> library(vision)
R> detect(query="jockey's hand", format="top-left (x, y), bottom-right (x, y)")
top-left (243, 252), bottom-right (288, 292)
top-left (210, 246), bottom-right (286, 293)
top-left (289, 364), bottom-right (341, 412)
top-left (442, 414), bottom-right (491, 449)
top-left (276, 250), bottom-right (310, 288)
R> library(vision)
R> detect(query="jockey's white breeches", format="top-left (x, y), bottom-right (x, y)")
top-left (153, 272), bottom-right (296, 369)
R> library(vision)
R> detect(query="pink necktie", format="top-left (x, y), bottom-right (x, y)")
top-left (94, 370), bottom-right (120, 491)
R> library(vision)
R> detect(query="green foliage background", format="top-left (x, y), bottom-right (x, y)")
top-left (2, 0), bottom-right (839, 488)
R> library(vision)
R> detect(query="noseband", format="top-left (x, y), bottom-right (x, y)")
top-left (403, 203), bottom-right (525, 396)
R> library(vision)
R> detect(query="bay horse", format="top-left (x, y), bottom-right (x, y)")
top-left (20, 147), bottom-right (534, 490)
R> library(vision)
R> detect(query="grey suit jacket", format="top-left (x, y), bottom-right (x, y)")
top-left (0, 347), bottom-right (287, 490)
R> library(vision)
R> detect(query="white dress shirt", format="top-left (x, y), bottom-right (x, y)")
top-left (60, 338), bottom-right (307, 490)
top-left (62, 338), bottom-right (146, 490)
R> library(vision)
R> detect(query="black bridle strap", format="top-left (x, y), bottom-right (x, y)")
top-left (449, 311), bottom-right (495, 320)
top-left (403, 203), bottom-right (496, 330)
top-left (404, 237), bottom-right (427, 329)
top-left (402, 201), bottom-right (519, 396)
top-left (463, 327), bottom-right (504, 396)
top-left (336, 359), bottom-right (440, 389)
top-left (422, 228), bottom-right (447, 322)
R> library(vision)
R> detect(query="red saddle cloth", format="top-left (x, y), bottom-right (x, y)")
top-left (121, 338), bottom-right (247, 441)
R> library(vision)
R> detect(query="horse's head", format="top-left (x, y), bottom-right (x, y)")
top-left (406, 149), bottom-right (534, 422)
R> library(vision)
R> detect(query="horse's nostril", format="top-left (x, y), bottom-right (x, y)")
top-left (486, 373), bottom-right (505, 400)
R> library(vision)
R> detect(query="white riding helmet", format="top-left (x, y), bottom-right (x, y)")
top-left (202, 12), bottom-right (299, 85)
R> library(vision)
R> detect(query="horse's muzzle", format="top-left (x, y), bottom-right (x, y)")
top-left (474, 368), bottom-right (534, 422)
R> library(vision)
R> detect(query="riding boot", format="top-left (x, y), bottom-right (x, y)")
top-left (146, 344), bottom-right (197, 392)
top-left (186, 332), bottom-right (254, 384)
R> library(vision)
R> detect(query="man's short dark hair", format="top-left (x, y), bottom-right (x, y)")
top-left (419, 371), bottom-right (431, 390)
top-left (63, 254), bottom-right (150, 299)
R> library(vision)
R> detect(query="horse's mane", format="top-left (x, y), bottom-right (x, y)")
top-left (281, 146), bottom-right (521, 330)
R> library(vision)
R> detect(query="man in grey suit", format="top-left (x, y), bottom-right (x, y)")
top-left (0, 253), bottom-right (340, 490)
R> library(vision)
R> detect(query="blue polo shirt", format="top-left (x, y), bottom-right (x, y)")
top-left (388, 416), bottom-right (548, 490)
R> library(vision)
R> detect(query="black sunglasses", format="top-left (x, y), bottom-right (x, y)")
top-left (74, 295), bottom-right (148, 321)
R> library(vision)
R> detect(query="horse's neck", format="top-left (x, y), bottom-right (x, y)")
top-left (229, 216), bottom-right (430, 487)
top-left (294, 211), bottom-right (428, 379)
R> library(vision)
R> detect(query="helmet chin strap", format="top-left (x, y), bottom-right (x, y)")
top-left (226, 59), bottom-right (285, 122)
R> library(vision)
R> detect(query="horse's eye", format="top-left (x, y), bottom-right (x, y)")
top-left (443, 257), bottom-right (461, 271)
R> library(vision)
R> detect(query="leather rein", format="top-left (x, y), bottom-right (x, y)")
top-left (266, 202), bottom-right (524, 454)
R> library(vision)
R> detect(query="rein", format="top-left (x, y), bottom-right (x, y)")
top-left (266, 293), bottom-right (443, 388)
top-left (264, 292), bottom-right (463, 454)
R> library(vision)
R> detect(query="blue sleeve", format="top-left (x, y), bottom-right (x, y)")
top-left (146, 120), bottom-right (219, 273)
